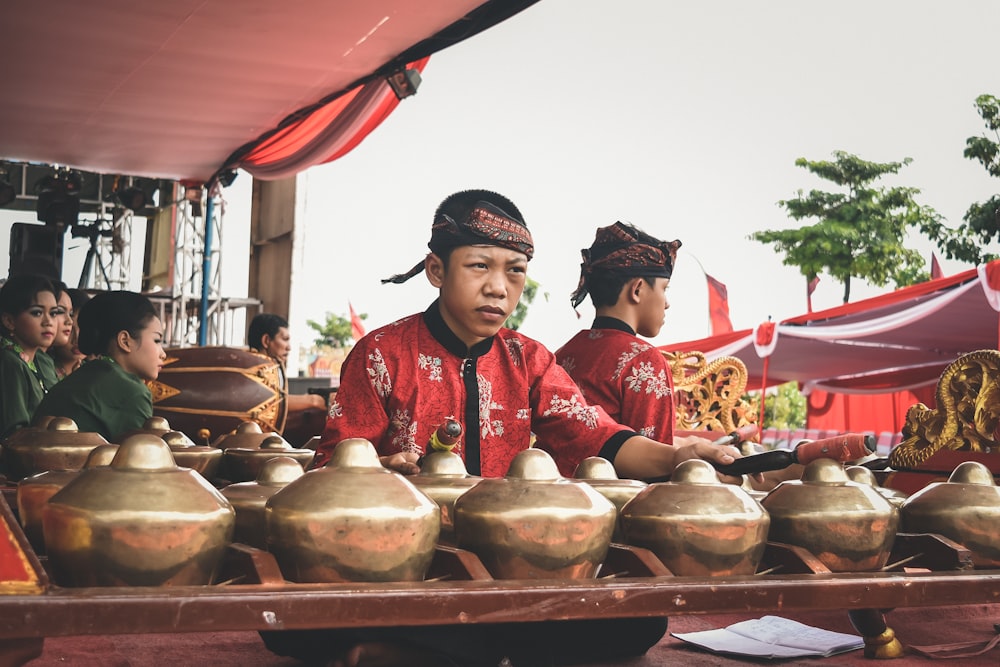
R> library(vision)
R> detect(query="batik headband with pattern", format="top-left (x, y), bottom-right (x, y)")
top-left (569, 221), bottom-right (681, 309)
top-left (382, 200), bottom-right (534, 284)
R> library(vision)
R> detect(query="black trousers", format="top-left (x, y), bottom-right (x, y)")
top-left (260, 616), bottom-right (669, 666)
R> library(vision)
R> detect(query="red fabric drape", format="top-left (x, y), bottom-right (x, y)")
top-left (806, 275), bottom-right (820, 313)
top-left (349, 302), bottom-right (366, 342)
top-left (806, 387), bottom-right (936, 434)
top-left (0, 509), bottom-right (37, 589)
top-left (930, 253), bottom-right (943, 280)
top-left (705, 274), bottom-right (734, 335)
top-left (238, 58), bottom-right (430, 179)
top-left (985, 261), bottom-right (1000, 348)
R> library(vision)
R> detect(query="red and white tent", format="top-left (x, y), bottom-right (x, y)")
top-left (0, 0), bottom-right (540, 185)
top-left (662, 261), bottom-right (1000, 431)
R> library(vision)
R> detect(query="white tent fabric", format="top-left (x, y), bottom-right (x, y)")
top-left (662, 260), bottom-right (1000, 395)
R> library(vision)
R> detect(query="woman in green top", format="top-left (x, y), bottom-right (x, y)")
top-left (34, 291), bottom-right (166, 442)
top-left (0, 274), bottom-right (62, 440)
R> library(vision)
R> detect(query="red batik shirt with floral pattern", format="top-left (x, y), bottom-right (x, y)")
top-left (315, 302), bottom-right (635, 477)
top-left (555, 317), bottom-right (676, 443)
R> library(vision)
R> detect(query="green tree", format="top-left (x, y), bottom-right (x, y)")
top-left (307, 310), bottom-right (367, 348)
top-left (744, 381), bottom-right (807, 431)
top-left (506, 276), bottom-right (544, 331)
top-left (953, 94), bottom-right (1000, 260)
top-left (751, 151), bottom-right (950, 303)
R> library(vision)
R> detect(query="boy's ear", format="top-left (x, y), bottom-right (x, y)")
top-left (627, 278), bottom-right (644, 303)
top-left (0, 313), bottom-right (13, 334)
top-left (425, 253), bottom-right (445, 288)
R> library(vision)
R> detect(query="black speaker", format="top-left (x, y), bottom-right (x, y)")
top-left (8, 223), bottom-right (64, 280)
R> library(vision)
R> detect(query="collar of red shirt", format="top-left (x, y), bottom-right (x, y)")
top-left (423, 300), bottom-right (496, 359)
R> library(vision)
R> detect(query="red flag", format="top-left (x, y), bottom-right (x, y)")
top-left (349, 302), bottom-right (366, 342)
top-left (806, 275), bottom-right (820, 313)
top-left (705, 274), bottom-right (734, 336)
top-left (930, 253), bottom-right (943, 280)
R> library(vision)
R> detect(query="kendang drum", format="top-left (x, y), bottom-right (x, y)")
top-left (147, 347), bottom-right (286, 445)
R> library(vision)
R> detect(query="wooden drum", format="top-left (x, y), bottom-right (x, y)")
top-left (147, 347), bottom-right (286, 445)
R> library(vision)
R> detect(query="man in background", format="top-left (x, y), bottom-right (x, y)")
top-left (248, 313), bottom-right (326, 446)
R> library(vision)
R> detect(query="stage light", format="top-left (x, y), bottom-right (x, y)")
top-left (184, 185), bottom-right (204, 218)
top-left (386, 67), bottom-right (421, 100)
top-left (217, 170), bottom-right (238, 187)
top-left (0, 175), bottom-right (14, 207)
top-left (34, 170), bottom-right (81, 225)
top-left (115, 186), bottom-right (147, 211)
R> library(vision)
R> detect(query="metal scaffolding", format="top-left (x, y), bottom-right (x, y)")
top-left (1, 160), bottom-right (259, 347)
top-left (151, 184), bottom-right (259, 348)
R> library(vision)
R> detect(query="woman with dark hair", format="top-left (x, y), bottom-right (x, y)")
top-left (34, 290), bottom-right (165, 441)
top-left (45, 285), bottom-right (91, 380)
top-left (0, 274), bottom-right (61, 440)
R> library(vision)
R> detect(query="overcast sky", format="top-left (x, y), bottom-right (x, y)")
top-left (266, 0), bottom-right (1000, 356)
top-left (5, 0), bottom-right (1000, 363)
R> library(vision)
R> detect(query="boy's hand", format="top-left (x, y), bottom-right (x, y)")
top-left (673, 436), bottom-right (759, 485)
top-left (379, 451), bottom-right (421, 475)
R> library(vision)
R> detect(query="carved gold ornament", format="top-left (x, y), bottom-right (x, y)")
top-left (889, 349), bottom-right (1000, 470)
top-left (664, 351), bottom-right (755, 433)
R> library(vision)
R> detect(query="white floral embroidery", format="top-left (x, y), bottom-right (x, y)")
top-left (328, 401), bottom-right (343, 419)
top-left (612, 342), bottom-right (650, 381)
top-left (417, 353), bottom-right (443, 381)
top-left (640, 425), bottom-right (656, 439)
top-left (543, 394), bottom-right (600, 429)
top-left (652, 371), bottom-right (672, 398)
top-left (516, 408), bottom-right (530, 420)
top-left (559, 356), bottom-right (576, 375)
top-left (625, 362), bottom-right (671, 399)
top-left (478, 374), bottom-right (504, 437)
top-left (587, 330), bottom-right (604, 340)
top-left (505, 338), bottom-right (524, 367)
top-left (390, 409), bottom-right (419, 453)
top-left (367, 348), bottom-right (392, 398)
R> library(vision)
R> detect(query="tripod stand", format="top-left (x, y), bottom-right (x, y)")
top-left (73, 222), bottom-right (114, 290)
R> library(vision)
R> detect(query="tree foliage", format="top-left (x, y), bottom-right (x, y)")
top-left (744, 381), bottom-right (807, 431)
top-left (751, 151), bottom-right (952, 303)
top-left (953, 94), bottom-right (1000, 259)
top-left (307, 310), bottom-right (367, 348)
top-left (506, 276), bottom-right (543, 331)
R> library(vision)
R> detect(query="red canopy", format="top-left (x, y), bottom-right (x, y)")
top-left (662, 261), bottom-right (1000, 395)
top-left (0, 0), bottom-right (539, 184)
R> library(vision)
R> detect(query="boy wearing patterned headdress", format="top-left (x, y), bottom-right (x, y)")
top-left (262, 190), bottom-right (739, 665)
top-left (313, 192), bottom-right (738, 480)
top-left (556, 221), bottom-right (705, 448)
top-left (271, 191), bottom-right (743, 667)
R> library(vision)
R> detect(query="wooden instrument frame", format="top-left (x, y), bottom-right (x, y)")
top-left (0, 490), bottom-right (997, 652)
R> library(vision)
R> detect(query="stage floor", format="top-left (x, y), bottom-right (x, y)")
top-left (25, 605), bottom-right (999, 666)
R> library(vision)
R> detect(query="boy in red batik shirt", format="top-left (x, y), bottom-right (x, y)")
top-left (556, 221), bottom-right (709, 448)
top-left (267, 190), bottom-right (743, 667)
top-left (314, 192), bottom-right (737, 481)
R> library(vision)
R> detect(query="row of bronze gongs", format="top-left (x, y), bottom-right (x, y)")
top-left (9, 419), bottom-right (1000, 587)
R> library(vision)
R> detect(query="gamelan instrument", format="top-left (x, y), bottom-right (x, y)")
top-left (1, 440), bottom-right (999, 663)
top-left (147, 347), bottom-right (286, 445)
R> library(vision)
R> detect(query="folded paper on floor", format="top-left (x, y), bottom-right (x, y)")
top-left (671, 615), bottom-right (864, 659)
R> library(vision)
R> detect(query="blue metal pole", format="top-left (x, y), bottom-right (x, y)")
top-left (198, 194), bottom-right (215, 346)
